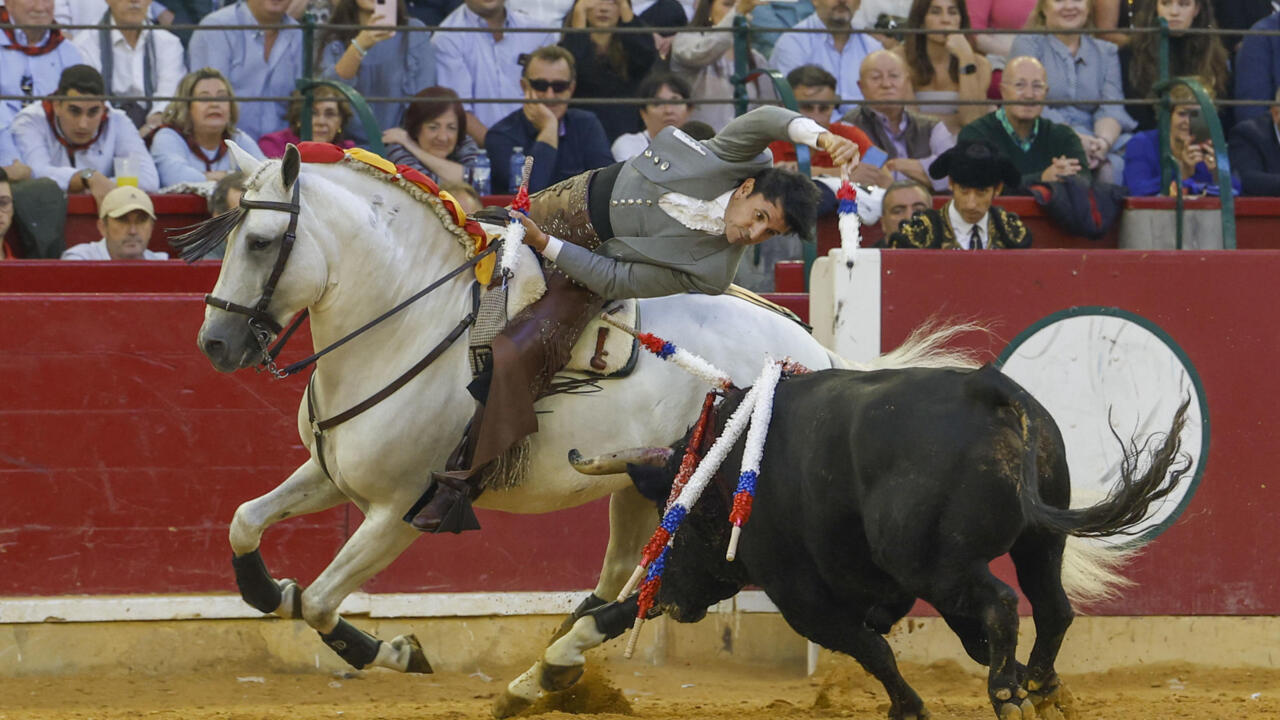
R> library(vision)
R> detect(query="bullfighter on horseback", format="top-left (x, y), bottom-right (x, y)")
top-left (408, 104), bottom-right (860, 533)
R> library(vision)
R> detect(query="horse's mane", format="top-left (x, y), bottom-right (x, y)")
top-left (171, 152), bottom-right (482, 263)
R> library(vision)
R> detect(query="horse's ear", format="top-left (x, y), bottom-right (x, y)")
top-left (226, 140), bottom-right (263, 175)
top-left (281, 144), bottom-right (301, 191)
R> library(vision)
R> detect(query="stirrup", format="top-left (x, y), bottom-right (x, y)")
top-left (405, 472), bottom-right (482, 534)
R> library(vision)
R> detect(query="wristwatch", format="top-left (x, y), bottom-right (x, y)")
top-left (78, 168), bottom-right (95, 185)
top-left (959, 62), bottom-right (979, 75)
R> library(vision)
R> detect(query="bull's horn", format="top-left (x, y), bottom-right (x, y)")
top-left (568, 447), bottom-right (673, 475)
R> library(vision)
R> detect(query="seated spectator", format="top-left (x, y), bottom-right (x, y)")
top-left (151, 68), bottom-right (264, 185)
top-left (632, 0), bottom-right (696, 61)
top-left (887, 139), bottom-right (1031, 248)
top-left (1124, 83), bottom-right (1241, 196)
top-left (1235, 7), bottom-right (1280, 124)
top-left (559, 0), bottom-right (659, 141)
top-left (56, 0), bottom-right (175, 39)
top-left (1093, 0), bottom-right (1132, 47)
top-left (71, 0), bottom-right (186, 131)
top-left (957, 56), bottom-right (1091, 190)
top-left (748, 0), bottom-right (813, 58)
top-left (210, 170), bottom-right (247, 215)
top-left (382, 86), bottom-right (483, 184)
top-left (1214, 0), bottom-right (1273, 56)
top-left (878, 179), bottom-right (931, 236)
top-left (0, 168), bottom-right (12, 247)
top-left (1, 0), bottom-right (86, 126)
top-left (770, 0), bottom-right (883, 117)
top-left (12, 65), bottom-right (160, 201)
top-left (671, 0), bottom-right (776, 132)
top-left (432, 0), bottom-right (557, 148)
top-left (61, 185), bottom-right (169, 259)
top-left (441, 180), bottom-right (483, 213)
top-left (1229, 88), bottom-right (1280, 196)
top-left (1, 123), bottom-right (67, 258)
top-left (897, 0), bottom-right (991, 134)
top-left (318, 0), bottom-right (435, 145)
top-left (259, 87), bottom-right (356, 158)
top-left (1123, 0), bottom-right (1229, 130)
top-left (844, 50), bottom-right (956, 190)
top-left (612, 72), bottom-right (693, 161)
top-left (768, 64), bottom-right (874, 176)
top-left (1011, 0), bottom-right (1135, 183)
top-left (484, 45), bottom-right (612, 193)
top-left (964, 0), bottom-right (1034, 57)
top-left (188, 0), bottom-right (304, 140)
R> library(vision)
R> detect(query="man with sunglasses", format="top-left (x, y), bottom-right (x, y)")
top-left (410, 102), bottom-right (858, 533)
top-left (484, 45), bottom-right (614, 194)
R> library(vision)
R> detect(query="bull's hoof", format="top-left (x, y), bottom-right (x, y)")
top-left (394, 634), bottom-right (433, 674)
top-left (1026, 676), bottom-right (1077, 720)
top-left (538, 662), bottom-right (585, 692)
top-left (491, 691), bottom-right (532, 719)
top-left (888, 705), bottom-right (931, 720)
top-left (997, 700), bottom-right (1038, 720)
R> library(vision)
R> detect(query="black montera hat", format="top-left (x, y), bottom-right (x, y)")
top-left (929, 139), bottom-right (1021, 189)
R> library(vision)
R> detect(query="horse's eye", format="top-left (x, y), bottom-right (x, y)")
top-left (250, 237), bottom-right (273, 251)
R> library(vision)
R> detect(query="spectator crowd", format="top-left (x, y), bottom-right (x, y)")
top-left (3, 0), bottom-right (1280, 262)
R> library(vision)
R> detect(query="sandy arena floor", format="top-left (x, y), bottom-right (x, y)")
top-left (4, 658), bottom-right (1280, 720)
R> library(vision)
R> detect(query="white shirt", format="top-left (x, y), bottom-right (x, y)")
top-left (11, 102), bottom-right (160, 192)
top-left (61, 238), bottom-right (169, 260)
top-left (611, 130), bottom-right (652, 162)
top-left (72, 19), bottom-right (186, 118)
top-left (947, 200), bottom-right (990, 250)
top-left (543, 118), bottom-right (825, 259)
top-left (769, 13), bottom-right (882, 116)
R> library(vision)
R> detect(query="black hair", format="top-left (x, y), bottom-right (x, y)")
top-left (679, 120), bottom-right (716, 141)
top-left (748, 168), bottom-right (820, 240)
top-left (0, 167), bottom-right (9, 183)
top-left (786, 64), bottom-right (837, 91)
top-left (56, 64), bottom-right (105, 96)
top-left (636, 71), bottom-right (692, 102)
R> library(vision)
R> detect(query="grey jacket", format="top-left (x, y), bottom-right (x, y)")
top-left (553, 106), bottom-right (802, 300)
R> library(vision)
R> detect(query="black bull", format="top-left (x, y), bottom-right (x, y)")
top-left (576, 365), bottom-right (1190, 720)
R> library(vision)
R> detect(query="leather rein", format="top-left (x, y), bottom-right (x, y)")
top-left (204, 178), bottom-right (498, 443)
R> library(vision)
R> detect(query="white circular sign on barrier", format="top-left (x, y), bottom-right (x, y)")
top-left (996, 307), bottom-right (1208, 545)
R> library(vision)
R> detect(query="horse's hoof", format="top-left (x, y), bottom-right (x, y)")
top-left (538, 662), bottom-right (584, 692)
top-left (396, 634), bottom-right (433, 674)
top-left (491, 691), bottom-right (532, 719)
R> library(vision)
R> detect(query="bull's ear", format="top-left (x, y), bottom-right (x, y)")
top-left (627, 463), bottom-right (674, 506)
top-left (281, 144), bottom-right (301, 191)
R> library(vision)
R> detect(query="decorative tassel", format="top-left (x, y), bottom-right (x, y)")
top-left (601, 314), bottom-right (733, 389)
top-left (836, 180), bottom-right (861, 254)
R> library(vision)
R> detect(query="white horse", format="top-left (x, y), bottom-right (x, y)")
top-left (190, 144), bottom-right (842, 705)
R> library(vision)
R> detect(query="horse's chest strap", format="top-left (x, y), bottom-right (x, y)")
top-left (306, 284), bottom-right (482, 478)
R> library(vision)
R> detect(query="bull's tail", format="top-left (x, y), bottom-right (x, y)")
top-left (988, 369), bottom-right (1192, 601)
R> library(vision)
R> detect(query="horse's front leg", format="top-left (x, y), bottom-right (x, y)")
top-left (495, 484), bottom-right (656, 717)
top-left (301, 508), bottom-right (432, 673)
top-left (230, 459), bottom-right (346, 619)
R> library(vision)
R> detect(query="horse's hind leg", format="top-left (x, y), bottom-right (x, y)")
top-left (495, 485), bottom-right (655, 718)
top-left (230, 459), bottom-right (345, 619)
top-left (301, 509), bottom-right (431, 673)
top-left (1010, 530), bottom-right (1076, 720)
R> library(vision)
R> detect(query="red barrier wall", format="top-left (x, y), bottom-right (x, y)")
top-left (2, 251), bottom-right (1277, 614)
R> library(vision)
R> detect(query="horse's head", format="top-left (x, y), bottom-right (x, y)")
top-left (193, 142), bottom-right (329, 372)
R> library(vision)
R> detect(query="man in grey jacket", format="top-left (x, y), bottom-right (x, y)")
top-left (409, 105), bottom-right (857, 533)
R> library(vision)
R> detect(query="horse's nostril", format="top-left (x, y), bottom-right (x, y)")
top-left (203, 337), bottom-right (227, 358)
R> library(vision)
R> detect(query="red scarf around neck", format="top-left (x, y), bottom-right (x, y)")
top-left (1, 8), bottom-right (66, 56)
top-left (147, 124), bottom-right (230, 171)
top-left (43, 100), bottom-right (109, 164)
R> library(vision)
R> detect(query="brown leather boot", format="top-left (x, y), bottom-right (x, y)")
top-left (407, 471), bottom-right (482, 533)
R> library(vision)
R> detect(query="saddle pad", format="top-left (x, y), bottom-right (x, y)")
top-left (566, 299), bottom-right (640, 377)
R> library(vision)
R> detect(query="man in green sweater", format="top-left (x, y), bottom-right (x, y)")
top-left (957, 56), bottom-right (1090, 192)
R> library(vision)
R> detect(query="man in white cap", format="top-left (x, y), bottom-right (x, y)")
top-left (61, 185), bottom-right (168, 260)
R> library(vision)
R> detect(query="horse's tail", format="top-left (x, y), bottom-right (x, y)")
top-left (841, 318), bottom-right (988, 372)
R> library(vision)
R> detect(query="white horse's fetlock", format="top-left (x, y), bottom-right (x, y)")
top-left (274, 579), bottom-right (301, 618)
top-left (495, 663), bottom-right (543, 718)
top-left (542, 615), bottom-right (605, 669)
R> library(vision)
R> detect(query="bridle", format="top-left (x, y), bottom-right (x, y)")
top-left (203, 179), bottom-right (303, 373)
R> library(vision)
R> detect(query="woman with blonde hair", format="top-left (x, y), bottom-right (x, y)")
top-left (896, 0), bottom-right (992, 133)
top-left (1123, 80), bottom-right (1239, 196)
top-left (149, 68), bottom-right (263, 186)
top-left (1011, 0), bottom-right (1136, 181)
top-left (258, 86), bottom-right (357, 158)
